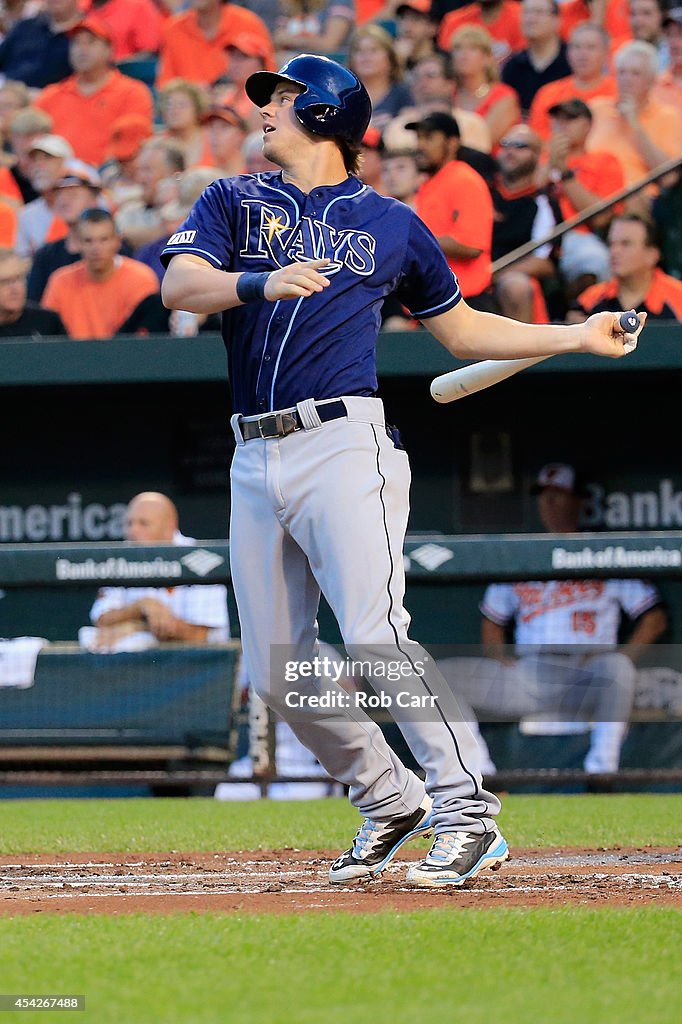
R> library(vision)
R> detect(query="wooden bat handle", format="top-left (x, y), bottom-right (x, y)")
top-left (430, 354), bottom-right (552, 404)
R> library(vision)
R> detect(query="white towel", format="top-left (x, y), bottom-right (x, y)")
top-left (0, 637), bottom-right (48, 688)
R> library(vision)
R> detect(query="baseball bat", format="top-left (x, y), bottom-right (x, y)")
top-left (430, 311), bottom-right (641, 404)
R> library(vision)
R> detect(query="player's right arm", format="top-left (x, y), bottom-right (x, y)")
top-left (161, 254), bottom-right (331, 314)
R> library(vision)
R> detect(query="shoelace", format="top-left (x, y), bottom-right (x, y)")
top-left (353, 818), bottom-right (383, 858)
top-left (428, 832), bottom-right (473, 864)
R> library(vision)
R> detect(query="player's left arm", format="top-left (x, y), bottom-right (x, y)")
top-left (162, 254), bottom-right (331, 314)
top-left (424, 298), bottom-right (646, 361)
top-left (622, 605), bottom-right (668, 661)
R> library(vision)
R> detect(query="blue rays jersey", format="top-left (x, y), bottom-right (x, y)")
top-left (160, 172), bottom-right (461, 416)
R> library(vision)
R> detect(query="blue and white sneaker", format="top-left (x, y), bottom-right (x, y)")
top-left (329, 796), bottom-right (433, 884)
top-left (405, 827), bottom-right (509, 887)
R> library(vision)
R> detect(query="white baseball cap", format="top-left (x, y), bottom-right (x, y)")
top-left (531, 463), bottom-right (587, 496)
top-left (29, 134), bottom-right (74, 160)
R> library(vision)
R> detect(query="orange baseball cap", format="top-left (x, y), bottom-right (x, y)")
top-left (69, 15), bottom-right (114, 45)
top-left (107, 114), bottom-right (153, 162)
top-left (202, 105), bottom-right (248, 131)
top-left (362, 126), bottom-right (383, 150)
top-left (396, 0), bottom-right (432, 14)
top-left (226, 32), bottom-right (276, 72)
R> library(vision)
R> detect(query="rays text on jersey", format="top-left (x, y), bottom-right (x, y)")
top-left (239, 201), bottom-right (376, 275)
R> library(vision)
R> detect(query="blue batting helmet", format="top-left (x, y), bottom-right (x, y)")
top-left (245, 54), bottom-right (372, 146)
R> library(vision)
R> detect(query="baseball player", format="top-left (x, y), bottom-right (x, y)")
top-left (161, 54), bottom-right (644, 888)
top-left (439, 464), bottom-right (667, 775)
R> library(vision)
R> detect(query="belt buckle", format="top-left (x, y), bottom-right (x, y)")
top-left (257, 413), bottom-right (278, 439)
top-left (257, 412), bottom-right (298, 439)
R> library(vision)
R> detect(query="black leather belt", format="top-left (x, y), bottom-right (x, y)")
top-left (239, 400), bottom-right (347, 440)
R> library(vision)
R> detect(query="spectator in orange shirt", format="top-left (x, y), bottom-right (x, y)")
top-left (15, 134), bottom-right (71, 258)
top-left (559, 0), bottom-right (631, 45)
top-left (35, 15), bottom-right (154, 168)
top-left (394, 0), bottom-right (438, 71)
top-left (438, 0), bottom-right (526, 65)
top-left (203, 104), bottom-right (248, 176)
top-left (0, 201), bottom-right (17, 246)
top-left (587, 39), bottom-right (682, 194)
top-left (654, 6), bottom-right (682, 114)
top-left (42, 208), bottom-right (160, 339)
top-left (156, 0), bottom-right (274, 89)
top-left (158, 80), bottom-right (213, 170)
top-left (89, 0), bottom-right (163, 62)
top-left (574, 211), bottom-right (682, 318)
top-left (405, 111), bottom-right (496, 308)
top-left (529, 21), bottom-right (617, 140)
top-left (450, 25), bottom-right (521, 148)
top-left (537, 98), bottom-right (624, 293)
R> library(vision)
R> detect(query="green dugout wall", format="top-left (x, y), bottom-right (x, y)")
top-left (1, 324), bottom-right (682, 642)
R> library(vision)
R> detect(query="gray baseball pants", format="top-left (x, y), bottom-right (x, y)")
top-left (229, 396), bottom-right (500, 834)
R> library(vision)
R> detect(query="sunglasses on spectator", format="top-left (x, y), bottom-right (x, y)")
top-left (499, 139), bottom-right (532, 149)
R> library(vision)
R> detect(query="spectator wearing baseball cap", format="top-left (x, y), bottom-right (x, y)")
top-left (1, 107), bottom-right (54, 206)
top-left (0, 0), bottom-right (80, 89)
top-left (405, 111), bottom-right (496, 308)
top-left (528, 21), bottom-right (617, 141)
top-left (28, 162), bottom-right (105, 302)
top-left (15, 134), bottom-right (73, 258)
top-left (450, 25), bottom-right (522, 148)
top-left (203, 104), bottom-right (248, 176)
top-left (213, 32), bottom-right (277, 130)
top-left (158, 80), bottom-right (214, 170)
top-left (87, 0), bottom-right (162, 63)
top-left (394, 1), bottom-right (438, 70)
top-left (156, 0), bottom-right (274, 90)
top-left (273, 0), bottom-right (354, 66)
top-left (530, 462), bottom-right (588, 498)
top-left (653, 7), bottom-right (682, 116)
top-left (99, 114), bottom-right (153, 211)
top-left (41, 207), bottom-right (160, 339)
top-left (536, 97), bottom-right (624, 296)
top-left (35, 16), bottom-right (154, 167)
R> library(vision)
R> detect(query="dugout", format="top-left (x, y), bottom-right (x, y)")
top-left (1, 328), bottom-right (682, 790)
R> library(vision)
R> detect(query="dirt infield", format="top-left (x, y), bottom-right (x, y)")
top-left (1, 847), bottom-right (680, 914)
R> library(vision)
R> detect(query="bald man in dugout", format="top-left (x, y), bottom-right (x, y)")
top-left (91, 492), bottom-right (218, 648)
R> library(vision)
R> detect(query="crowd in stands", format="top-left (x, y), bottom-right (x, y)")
top-left (1, 0), bottom-right (682, 339)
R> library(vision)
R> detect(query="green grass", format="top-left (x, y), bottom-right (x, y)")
top-left (0, 909), bottom-right (680, 1024)
top-left (0, 794), bottom-right (680, 854)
